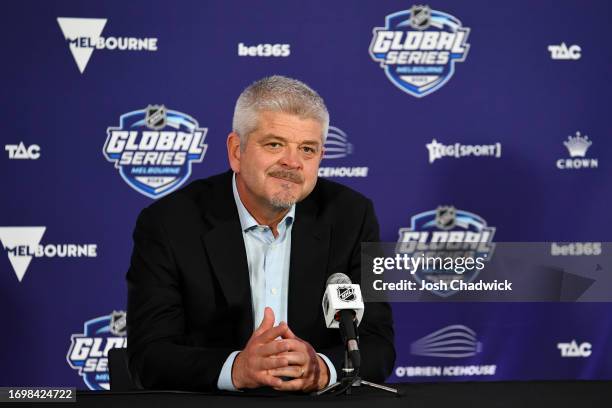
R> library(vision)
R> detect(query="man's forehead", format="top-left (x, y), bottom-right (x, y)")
top-left (258, 133), bottom-right (322, 145)
top-left (251, 111), bottom-right (324, 143)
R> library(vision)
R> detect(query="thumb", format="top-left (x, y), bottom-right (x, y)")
top-left (282, 324), bottom-right (298, 339)
top-left (256, 307), bottom-right (275, 334)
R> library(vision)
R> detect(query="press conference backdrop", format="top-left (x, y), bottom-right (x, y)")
top-left (2, 0), bottom-right (611, 390)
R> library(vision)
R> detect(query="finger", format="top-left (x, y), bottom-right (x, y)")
top-left (256, 372), bottom-right (284, 388)
top-left (274, 351), bottom-right (309, 366)
top-left (259, 356), bottom-right (290, 370)
top-left (255, 307), bottom-right (275, 334)
top-left (268, 365), bottom-right (304, 378)
top-left (281, 338), bottom-right (308, 352)
top-left (258, 321), bottom-right (289, 342)
top-left (258, 339), bottom-right (290, 357)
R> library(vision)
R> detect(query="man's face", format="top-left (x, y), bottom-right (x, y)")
top-left (228, 111), bottom-right (324, 211)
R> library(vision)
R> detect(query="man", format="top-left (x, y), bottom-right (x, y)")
top-left (127, 75), bottom-right (395, 392)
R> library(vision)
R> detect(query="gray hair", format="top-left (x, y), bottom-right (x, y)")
top-left (232, 75), bottom-right (329, 147)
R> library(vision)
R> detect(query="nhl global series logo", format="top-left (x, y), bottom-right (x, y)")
top-left (104, 106), bottom-right (208, 199)
top-left (369, 5), bottom-right (470, 97)
top-left (67, 311), bottom-right (127, 390)
top-left (396, 206), bottom-right (495, 297)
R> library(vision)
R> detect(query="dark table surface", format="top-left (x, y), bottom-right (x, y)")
top-left (46, 381), bottom-right (611, 408)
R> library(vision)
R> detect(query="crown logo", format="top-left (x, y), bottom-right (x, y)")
top-left (563, 131), bottom-right (592, 157)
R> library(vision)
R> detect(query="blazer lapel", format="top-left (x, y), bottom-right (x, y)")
top-left (200, 172), bottom-right (253, 346)
top-left (288, 195), bottom-right (331, 336)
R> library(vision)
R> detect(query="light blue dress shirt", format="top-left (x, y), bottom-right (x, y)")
top-left (217, 173), bottom-right (337, 390)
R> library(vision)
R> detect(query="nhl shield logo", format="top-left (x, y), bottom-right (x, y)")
top-left (337, 286), bottom-right (356, 302)
top-left (145, 105), bottom-right (167, 130)
top-left (435, 206), bottom-right (456, 230)
top-left (110, 310), bottom-right (127, 336)
top-left (409, 5), bottom-right (431, 30)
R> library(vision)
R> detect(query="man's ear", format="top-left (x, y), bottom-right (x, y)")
top-left (227, 132), bottom-right (241, 173)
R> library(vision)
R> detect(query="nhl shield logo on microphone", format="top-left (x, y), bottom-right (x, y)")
top-left (337, 286), bottom-right (357, 302)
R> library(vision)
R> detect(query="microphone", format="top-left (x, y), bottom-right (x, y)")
top-left (322, 273), bottom-right (364, 369)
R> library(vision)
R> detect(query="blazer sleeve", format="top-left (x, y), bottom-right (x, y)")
top-left (126, 207), bottom-right (234, 391)
top-left (318, 199), bottom-right (396, 383)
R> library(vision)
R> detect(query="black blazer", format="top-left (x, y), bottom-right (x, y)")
top-left (126, 170), bottom-right (395, 391)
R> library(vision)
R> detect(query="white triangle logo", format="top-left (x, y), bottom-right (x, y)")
top-left (0, 227), bottom-right (46, 282)
top-left (57, 17), bottom-right (107, 74)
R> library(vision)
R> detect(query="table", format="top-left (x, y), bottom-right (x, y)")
top-left (58, 381), bottom-right (612, 408)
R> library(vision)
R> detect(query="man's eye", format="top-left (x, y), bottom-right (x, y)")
top-left (301, 146), bottom-right (318, 154)
top-left (266, 142), bottom-right (282, 148)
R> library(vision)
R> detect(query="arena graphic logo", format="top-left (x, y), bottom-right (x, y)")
top-left (369, 5), bottom-right (471, 98)
top-left (104, 105), bottom-right (208, 199)
top-left (394, 324), bottom-right (496, 378)
top-left (396, 206), bottom-right (496, 297)
top-left (67, 311), bottom-right (128, 390)
top-left (319, 126), bottom-right (369, 178)
top-left (411, 324), bottom-right (482, 358)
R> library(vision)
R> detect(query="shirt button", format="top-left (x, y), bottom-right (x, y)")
top-left (271, 287), bottom-right (278, 295)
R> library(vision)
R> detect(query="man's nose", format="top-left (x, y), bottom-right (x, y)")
top-left (278, 145), bottom-right (302, 168)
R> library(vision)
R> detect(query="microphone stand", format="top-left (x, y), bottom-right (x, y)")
top-left (315, 315), bottom-right (399, 397)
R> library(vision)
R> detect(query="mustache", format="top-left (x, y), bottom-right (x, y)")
top-left (267, 169), bottom-right (304, 183)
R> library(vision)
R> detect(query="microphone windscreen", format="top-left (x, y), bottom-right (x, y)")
top-left (327, 272), bottom-right (351, 285)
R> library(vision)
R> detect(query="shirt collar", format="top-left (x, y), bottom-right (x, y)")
top-left (232, 172), bottom-right (295, 233)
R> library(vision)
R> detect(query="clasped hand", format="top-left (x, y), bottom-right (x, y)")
top-left (231, 307), bottom-right (329, 392)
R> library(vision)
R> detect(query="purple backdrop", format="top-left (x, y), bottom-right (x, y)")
top-left (1, 0), bottom-right (611, 389)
